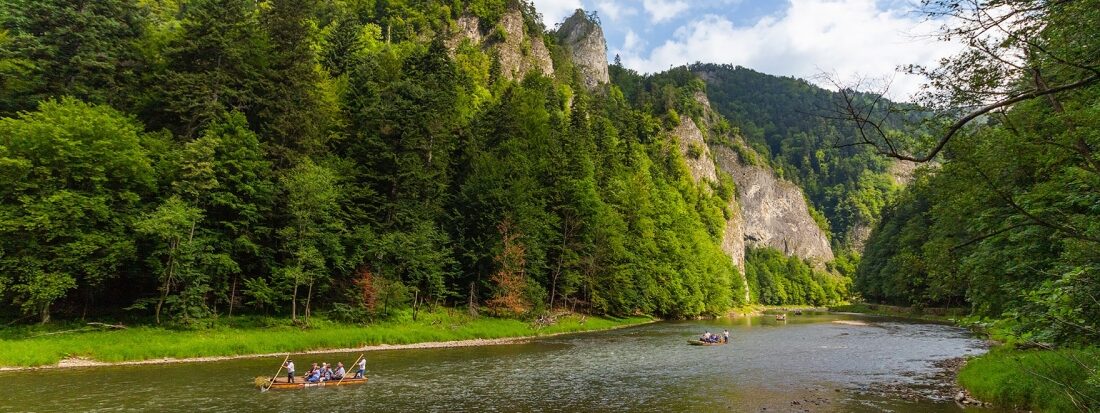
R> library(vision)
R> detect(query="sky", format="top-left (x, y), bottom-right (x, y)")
top-left (529, 0), bottom-right (962, 100)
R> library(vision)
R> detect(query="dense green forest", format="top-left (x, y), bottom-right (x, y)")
top-left (0, 0), bottom-right (769, 325)
top-left (855, 0), bottom-right (1100, 345)
top-left (689, 63), bottom-right (911, 249)
top-left (743, 247), bottom-right (851, 306)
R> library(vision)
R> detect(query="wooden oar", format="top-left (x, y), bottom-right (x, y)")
top-left (262, 354), bottom-right (291, 392)
top-left (336, 354), bottom-right (364, 386)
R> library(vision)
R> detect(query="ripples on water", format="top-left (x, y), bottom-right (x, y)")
top-left (1, 313), bottom-right (987, 412)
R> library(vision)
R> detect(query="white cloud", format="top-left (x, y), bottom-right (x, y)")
top-left (623, 30), bottom-right (643, 52)
top-left (643, 0), bottom-right (691, 23)
top-left (620, 0), bottom-right (962, 99)
top-left (530, 0), bottom-right (584, 26)
top-left (593, 0), bottom-right (638, 22)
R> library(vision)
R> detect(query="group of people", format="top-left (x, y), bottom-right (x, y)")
top-left (699, 330), bottom-right (730, 344)
top-left (283, 357), bottom-right (367, 383)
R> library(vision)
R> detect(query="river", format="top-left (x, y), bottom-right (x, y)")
top-left (1, 313), bottom-right (989, 412)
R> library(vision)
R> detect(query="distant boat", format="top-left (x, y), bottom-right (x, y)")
top-left (259, 377), bottom-right (369, 390)
top-left (687, 340), bottom-right (727, 346)
top-left (776, 314), bottom-right (787, 321)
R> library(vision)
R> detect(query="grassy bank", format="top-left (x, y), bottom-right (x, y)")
top-left (958, 346), bottom-right (1100, 412)
top-left (828, 303), bottom-right (965, 322)
top-left (0, 311), bottom-right (652, 368)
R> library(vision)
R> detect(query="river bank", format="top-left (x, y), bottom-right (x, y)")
top-left (827, 303), bottom-right (966, 323)
top-left (958, 345), bottom-right (1100, 412)
top-left (0, 311), bottom-right (653, 370)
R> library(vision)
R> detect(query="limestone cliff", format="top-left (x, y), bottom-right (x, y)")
top-left (447, 10), bottom-right (554, 81)
top-left (495, 9), bottom-right (554, 80)
top-left (673, 118), bottom-right (718, 184)
top-left (671, 117), bottom-right (747, 301)
top-left (555, 9), bottom-right (609, 90)
top-left (888, 159), bottom-right (919, 186)
top-left (674, 92), bottom-right (836, 298)
top-left (712, 145), bottom-right (835, 262)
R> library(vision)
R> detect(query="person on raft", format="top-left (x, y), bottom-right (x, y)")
top-left (284, 359), bottom-right (296, 383)
top-left (723, 330), bottom-right (730, 343)
top-left (355, 357), bottom-right (366, 378)
top-left (306, 363), bottom-right (322, 383)
top-left (333, 362), bottom-right (346, 380)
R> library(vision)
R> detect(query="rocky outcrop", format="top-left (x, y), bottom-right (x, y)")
top-left (446, 14), bottom-right (482, 50)
top-left (446, 10), bottom-right (554, 81)
top-left (847, 221), bottom-right (873, 251)
top-left (555, 9), bottom-right (609, 90)
top-left (712, 144), bottom-right (835, 263)
top-left (888, 159), bottom-right (919, 186)
top-left (673, 118), bottom-right (718, 184)
top-left (673, 93), bottom-right (834, 297)
top-left (496, 9), bottom-right (554, 81)
top-left (720, 206), bottom-right (749, 302)
top-left (672, 118), bottom-right (747, 298)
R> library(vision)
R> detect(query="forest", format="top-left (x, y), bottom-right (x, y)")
top-left (853, 0), bottom-right (1099, 347)
top-left (689, 63), bottom-right (927, 252)
top-left (0, 0), bottom-right (778, 326)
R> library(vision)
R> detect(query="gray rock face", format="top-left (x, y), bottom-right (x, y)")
top-left (673, 93), bottom-right (834, 298)
top-left (673, 119), bottom-right (718, 184)
top-left (720, 206), bottom-right (749, 302)
top-left (712, 145), bottom-right (835, 263)
top-left (888, 158), bottom-right (919, 186)
top-left (555, 9), bottom-right (609, 89)
top-left (846, 220), bottom-right (873, 252)
top-left (446, 14), bottom-right (482, 50)
top-left (446, 10), bottom-right (553, 81)
top-left (496, 9), bottom-right (554, 80)
top-left (672, 118), bottom-right (746, 299)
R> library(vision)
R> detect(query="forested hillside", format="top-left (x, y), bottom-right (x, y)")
top-left (690, 64), bottom-right (913, 250)
top-left (855, 0), bottom-right (1100, 345)
top-left (0, 0), bottom-right (768, 325)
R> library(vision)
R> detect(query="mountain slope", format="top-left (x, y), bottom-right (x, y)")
top-left (691, 64), bottom-right (910, 250)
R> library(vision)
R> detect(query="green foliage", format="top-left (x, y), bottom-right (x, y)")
top-left (0, 0), bottom-right (149, 114)
top-left (152, 0), bottom-right (269, 138)
top-left (744, 247), bottom-right (849, 306)
top-left (0, 312), bottom-right (651, 367)
top-left (689, 64), bottom-right (907, 247)
top-left (856, 2), bottom-right (1100, 345)
top-left (959, 347), bottom-right (1100, 413)
top-left (0, 99), bottom-right (155, 322)
top-left (278, 159), bottom-right (346, 320)
top-left (0, 0), bottom-right (799, 327)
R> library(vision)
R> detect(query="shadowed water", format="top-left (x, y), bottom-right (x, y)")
top-left (1, 313), bottom-right (988, 412)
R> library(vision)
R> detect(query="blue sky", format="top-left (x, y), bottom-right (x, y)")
top-left (530, 0), bottom-right (961, 100)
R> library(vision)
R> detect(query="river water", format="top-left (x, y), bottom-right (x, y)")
top-left (2, 313), bottom-right (989, 412)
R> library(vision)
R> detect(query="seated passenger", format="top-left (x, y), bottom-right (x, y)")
top-left (306, 368), bottom-right (321, 383)
top-left (333, 362), bottom-right (346, 380)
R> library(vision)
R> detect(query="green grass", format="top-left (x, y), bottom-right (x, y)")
top-left (0, 311), bottom-right (652, 368)
top-left (959, 347), bottom-right (1100, 412)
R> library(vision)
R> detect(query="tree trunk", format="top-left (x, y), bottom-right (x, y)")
top-left (467, 281), bottom-right (478, 316)
top-left (291, 282), bottom-right (299, 322)
top-left (305, 279), bottom-right (314, 319)
top-left (155, 238), bottom-right (178, 325)
top-left (228, 275), bottom-right (237, 317)
top-left (40, 304), bottom-right (50, 324)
